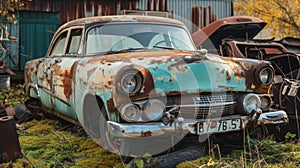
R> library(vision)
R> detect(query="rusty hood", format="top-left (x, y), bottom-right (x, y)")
top-left (192, 16), bottom-right (266, 50)
top-left (81, 50), bottom-right (253, 94)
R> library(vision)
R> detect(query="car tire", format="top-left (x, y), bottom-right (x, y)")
top-left (82, 95), bottom-right (115, 152)
top-left (144, 145), bottom-right (205, 168)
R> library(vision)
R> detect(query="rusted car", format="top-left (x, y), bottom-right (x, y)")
top-left (192, 16), bottom-right (299, 138)
top-left (277, 37), bottom-right (300, 55)
top-left (24, 15), bottom-right (288, 156)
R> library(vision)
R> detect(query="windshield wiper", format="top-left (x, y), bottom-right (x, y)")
top-left (105, 48), bottom-right (145, 55)
top-left (152, 45), bottom-right (177, 50)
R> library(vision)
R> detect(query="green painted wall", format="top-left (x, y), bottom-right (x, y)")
top-left (0, 23), bottom-right (19, 70)
top-left (19, 11), bottom-right (59, 70)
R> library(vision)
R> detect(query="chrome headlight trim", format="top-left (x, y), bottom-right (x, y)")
top-left (259, 94), bottom-right (272, 111)
top-left (120, 103), bottom-right (141, 122)
top-left (241, 93), bottom-right (261, 114)
top-left (142, 99), bottom-right (165, 122)
top-left (256, 66), bottom-right (274, 85)
top-left (118, 69), bottom-right (143, 95)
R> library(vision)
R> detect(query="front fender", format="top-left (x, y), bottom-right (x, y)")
top-left (74, 59), bottom-right (123, 124)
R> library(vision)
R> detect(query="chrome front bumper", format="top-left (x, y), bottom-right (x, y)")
top-left (107, 110), bottom-right (288, 138)
top-left (257, 110), bottom-right (289, 125)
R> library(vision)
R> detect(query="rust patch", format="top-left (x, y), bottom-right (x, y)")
top-left (62, 70), bottom-right (72, 100)
top-left (85, 50), bottom-right (198, 65)
top-left (53, 65), bottom-right (61, 74)
top-left (141, 131), bottom-right (152, 137)
top-left (245, 62), bottom-right (271, 93)
top-left (62, 62), bottom-right (77, 100)
top-left (106, 98), bottom-right (117, 114)
top-left (233, 71), bottom-right (245, 78)
top-left (226, 70), bottom-right (231, 80)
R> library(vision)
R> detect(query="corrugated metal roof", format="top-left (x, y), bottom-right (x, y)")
top-left (22, 0), bottom-right (233, 32)
top-left (168, 0), bottom-right (233, 32)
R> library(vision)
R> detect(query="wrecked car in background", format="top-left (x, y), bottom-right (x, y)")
top-left (24, 15), bottom-right (288, 156)
top-left (276, 37), bottom-right (300, 56)
top-left (192, 16), bottom-right (299, 138)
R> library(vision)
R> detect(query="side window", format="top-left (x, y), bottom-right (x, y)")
top-left (50, 31), bottom-right (68, 56)
top-left (67, 29), bottom-right (83, 55)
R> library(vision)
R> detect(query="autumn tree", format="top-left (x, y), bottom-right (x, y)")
top-left (234, 0), bottom-right (300, 39)
top-left (0, 0), bottom-right (32, 37)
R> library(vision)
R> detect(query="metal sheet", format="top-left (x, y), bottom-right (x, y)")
top-left (22, 0), bottom-right (232, 29)
top-left (168, 0), bottom-right (233, 32)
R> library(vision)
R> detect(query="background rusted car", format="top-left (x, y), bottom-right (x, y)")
top-left (192, 16), bottom-right (300, 138)
top-left (24, 15), bottom-right (288, 156)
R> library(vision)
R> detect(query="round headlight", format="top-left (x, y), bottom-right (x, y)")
top-left (257, 67), bottom-right (274, 85)
top-left (242, 94), bottom-right (261, 114)
top-left (120, 103), bottom-right (141, 122)
top-left (260, 95), bottom-right (272, 110)
top-left (119, 70), bottom-right (142, 95)
top-left (142, 99), bottom-right (165, 121)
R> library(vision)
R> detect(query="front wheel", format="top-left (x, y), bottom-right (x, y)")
top-left (82, 95), bottom-right (116, 152)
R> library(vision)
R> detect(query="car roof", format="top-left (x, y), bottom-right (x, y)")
top-left (57, 15), bottom-right (186, 31)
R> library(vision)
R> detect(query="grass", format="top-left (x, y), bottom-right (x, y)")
top-left (0, 86), bottom-right (123, 168)
top-left (1, 119), bottom-right (123, 168)
top-left (177, 135), bottom-right (300, 168)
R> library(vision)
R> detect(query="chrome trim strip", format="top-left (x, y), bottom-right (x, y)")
top-left (178, 101), bottom-right (235, 108)
top-left (28, 83), bottom-right (40, 97)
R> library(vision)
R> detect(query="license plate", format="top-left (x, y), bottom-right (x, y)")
top-left (197, 119), bottom-right (241, 134)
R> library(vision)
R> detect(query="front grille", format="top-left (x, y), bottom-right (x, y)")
top-left (178, 94), bottom-right (236, 119)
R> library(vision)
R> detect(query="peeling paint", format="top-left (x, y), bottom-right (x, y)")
top-left (226, 70), bottom-right (231, 80)
top-left (24, 15), bottom-right (277, 130)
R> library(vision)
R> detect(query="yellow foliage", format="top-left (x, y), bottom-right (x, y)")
top-left (0, 0), bottom-right (32, 32)
top-left (234, 0), bottom-right (300, 39)
top-left (207, 158), bottom-right (215, 167)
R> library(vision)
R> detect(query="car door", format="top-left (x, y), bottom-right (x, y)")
top-left (37, 30), bottom-right (68, 110)
top-left (52, 28), bottom-right (83, 119)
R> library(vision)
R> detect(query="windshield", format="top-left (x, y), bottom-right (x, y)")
top-left (86, 23), bottom-right (196, 54)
